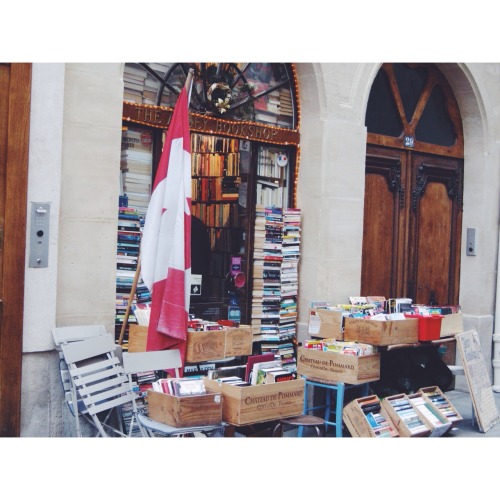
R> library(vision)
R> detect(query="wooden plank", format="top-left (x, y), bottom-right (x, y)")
top-left (456, 330), bottom-right (500, 433)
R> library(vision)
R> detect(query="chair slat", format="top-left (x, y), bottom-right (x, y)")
top-left (75, 373), bottom-right (129, 397)
top-left (84, 393), bottom-right (137, 416)
top-left (52, 325), bottom-right (107, 346)
top-left (122, 350), bottom-right (182, 374)
top-left (61, 335), bottom-right (116, 363)
top-left (72, 358), bottom-right (122, 379)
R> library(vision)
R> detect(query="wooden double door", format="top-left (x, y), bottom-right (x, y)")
top-left (361, 144), bottom-right (463, 306)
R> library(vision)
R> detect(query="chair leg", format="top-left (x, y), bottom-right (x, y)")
top-left (272, 422), bottom-right (283, 437)
top-left (70, 384), bottom-right (82, 438)
top-left (336, 384), bottom-right (345, 438)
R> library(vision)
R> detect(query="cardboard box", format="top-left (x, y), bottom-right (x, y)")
top-left (343, 395), bottom-right (399, 437)
top-left (417, 385), bottom-right (463, 428)
top-left (440, 312), bottom-right (463, 337)
top-left (146, 389), bottom-right (222, 428)
top-left (185, 325), bottom-right (253, 362)
top-left (296, 346), bottom-right (380, 384)
top-left (344, 317), bottom-right (418, 346)
top-left (381, 393), bottom-right (432, 437)
top-left (204, 377), bottom-right (305, 426)
top-left (308, 308), bottom-right (343, 339)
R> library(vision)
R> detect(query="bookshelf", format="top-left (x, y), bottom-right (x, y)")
top-left (190, 133), bottom-right (246, 320)
top-left (255, 145), bottom-right (289, 208)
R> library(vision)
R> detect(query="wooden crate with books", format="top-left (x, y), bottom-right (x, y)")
top-left (417, 385), bottom-right (463, 428)
top-left (381, 393), bottom-right (432, 437)
top-left (343, 316), bottom-right (419, 346)
top-left (296, 344), bottom-right (381, 385)
top-left (185, 324), bottom-right (253, 362)
top-left (343, 395), bottom-right (399, 437)
top-left (204, 377), bottom-right (305, 426)
top-left (147, 378), bottom-right (222, 428)
top-left (308, 308), bottom-right (343, 339)
top-left (406, 392), bottom-right (452, 437)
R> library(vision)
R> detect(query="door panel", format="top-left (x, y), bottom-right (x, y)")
top-left (0, 63), bottom-right (31, 437)
top-left (415, 182), bottom-right (452, 304)
top-left (361, 148), bottom-right (407, 298)
top-left (361, 173), bottom-right (394, 296)
top-left (409, 154), bottom-right (463, 305)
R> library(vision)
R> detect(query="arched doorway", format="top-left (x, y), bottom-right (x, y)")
top-left (361, 63), bottom-right (464, 306)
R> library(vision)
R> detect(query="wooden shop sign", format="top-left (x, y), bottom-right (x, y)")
top-left (122, 101), bottom-right (300, 146)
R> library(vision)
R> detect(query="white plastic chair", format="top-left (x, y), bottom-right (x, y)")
top-left (122, 350), bottom-right (225, 437)
top-left (60, 334), bottom-right (136, 437)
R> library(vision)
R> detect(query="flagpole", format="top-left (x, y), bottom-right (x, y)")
top-left (118, 257), bottom-right (141, 345)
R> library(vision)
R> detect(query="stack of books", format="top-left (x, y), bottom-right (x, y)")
top-left (121, 127), bottom-right (153, 218)
top-left (278, 208), bottom-right (301, 342)
top-left (252, 206), bottom-right (301, 373)
top-left (252, 206), bottom-right (283, 340)
top-left (123, 65), bottom-right (147, 104)
top-left (115, 205), bottom-right (151, 344)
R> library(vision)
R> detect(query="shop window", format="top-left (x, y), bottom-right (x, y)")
top-left (118, 63), bottom-right (300, 345)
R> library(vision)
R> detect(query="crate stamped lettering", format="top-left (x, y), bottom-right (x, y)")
top-left (204, 377), bottom-right (305, 425)
top-left (297, 346), bottom-right (380, 384)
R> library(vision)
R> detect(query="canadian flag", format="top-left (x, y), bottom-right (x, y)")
top-left (140, 85), bottom-right (191, 361)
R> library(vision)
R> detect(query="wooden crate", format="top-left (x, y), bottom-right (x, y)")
top-left (440, 312), bottom-right (463, 337)
top-left (381, 393), bottom-right (432, 437)
top-left (407, 392), bottom-right (452, 437)
top-left (185, 325), bottom-right (253, 362)
top-left (343, 395), bottom-right (399, 437)
top-left (308, 308), bottom-right (343, 339)
top-left (146, 389), bottom-right (222, 428)
top-left (224, 325), bottom-right (253, 357)
top-left (127, 324), bottom-right (148, 352)
top-left (296, 346), bottom-right (380, 384)
top-left (417, 385), bottom-right (463, 428)
top-left (343, 317), bottom-right (418, 346)
top-left (204, 377), bottom-right (305, 426)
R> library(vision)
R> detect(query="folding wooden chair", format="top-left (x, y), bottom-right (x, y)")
top-left (60, 334), bottom-right (136, 437)
top-left (122, 350), bottom-right (225, 437)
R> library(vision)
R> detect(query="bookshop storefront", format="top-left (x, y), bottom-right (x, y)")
top-left (10, 62), bottom-right (500, 437)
